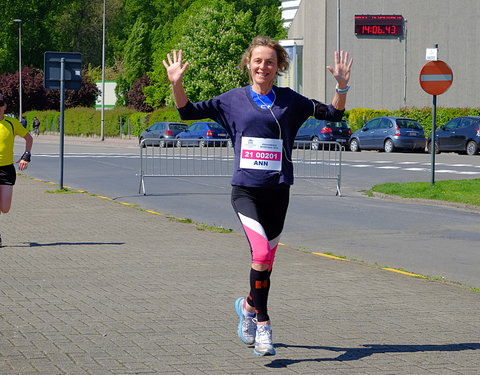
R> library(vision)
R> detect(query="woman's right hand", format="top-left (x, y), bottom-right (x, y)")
top-left (163, 50), bottom-right (189, 85)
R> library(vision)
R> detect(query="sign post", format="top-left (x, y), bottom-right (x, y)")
top-left (44, 52), bottom-right (82, 190)
top-left (419, 56), bottom-right (453, 185)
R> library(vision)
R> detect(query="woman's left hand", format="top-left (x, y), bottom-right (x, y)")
top-left (326, 50), bottom-right (353, 89)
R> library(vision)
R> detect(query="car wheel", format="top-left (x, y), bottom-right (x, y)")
top-left (139, 137), bottom-right (146, 148)
top-left (350, 138), bottom-right (360, 152)
top-left (159, 139), bottom-right (166, 148)
top-left (199, 139), bottom-right (206, 147)
top-left (427, 141), bottom-right (440, 154)
top-left (466, 141), bottom-right (479, 155)
top-left (311, 136), bottom-right (320, 150)
top-left (176, 139), bottom-right (182, 148)
top-left (384, 139), bottom-right (395, 153)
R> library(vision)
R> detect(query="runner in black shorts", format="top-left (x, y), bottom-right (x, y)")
top-left (0, 93), bottom-right (33, 247)
top-left (0, 164), bottom-right (17, 185)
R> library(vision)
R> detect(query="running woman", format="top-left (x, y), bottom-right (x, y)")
top-left (0, 94), bottom-right (33, 247)
top-left (163, 36), bottom-right (352, 356)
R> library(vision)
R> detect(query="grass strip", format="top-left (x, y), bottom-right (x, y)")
top-left (370, 179), bottom-right (480, 207)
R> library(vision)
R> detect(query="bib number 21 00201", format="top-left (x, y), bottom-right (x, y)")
top-left (240, 137), bottom-right (282, 171)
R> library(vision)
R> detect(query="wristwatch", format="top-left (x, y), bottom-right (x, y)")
top-left (335, 85), bottom-right (350, 94)
top-left (21, 151), bottom-right (31, 162)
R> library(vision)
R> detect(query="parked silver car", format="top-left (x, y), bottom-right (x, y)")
top-left (349, 116), bottom-right (426, 153)
top-left (139, 122), bottom-right (188, 147)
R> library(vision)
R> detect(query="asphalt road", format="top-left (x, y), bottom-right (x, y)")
top-left (16, 136), bottom-right (480, 288)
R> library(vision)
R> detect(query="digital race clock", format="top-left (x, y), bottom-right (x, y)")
top-left (354, 15), bottom-right (404, 37)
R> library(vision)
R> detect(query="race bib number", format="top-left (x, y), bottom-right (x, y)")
top-left (240, 137), bottom-right (282, 171)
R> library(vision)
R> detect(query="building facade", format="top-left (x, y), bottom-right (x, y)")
top-left (280, 0), bottom-right (301, 28)
top-left (285, 0), bottom-right (480, 110)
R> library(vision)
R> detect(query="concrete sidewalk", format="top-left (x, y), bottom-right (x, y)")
top-left (0, 177), bottom-right (479, 374)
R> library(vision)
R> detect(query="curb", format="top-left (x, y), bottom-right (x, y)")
top-left (371, 192), bottom-right (480, 213)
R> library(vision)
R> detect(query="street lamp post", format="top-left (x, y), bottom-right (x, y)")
top-left (336, 0), bottom-right (340, 52)
top-left (13, 19), bottom-right (22, 119)
top-left (100, 0), bottom-right (106, 141)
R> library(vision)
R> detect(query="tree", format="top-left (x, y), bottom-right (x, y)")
top-left (53, 0), bottom-right (126, 67)
top-left (0, 67), bottom-right (48, 114)
top-left (65, 75), bottom-right (100, 108)
top-left (115, 17), bottom-right (151, 106)
top-left (127, 75), bottom-right (153, 112)
top-left (0, 0), bottom-right (286, 109)
top-left (113, 0), bottom-right (195, 71)
top-left (44, 75), bottom-right (99, 109)
top-left (0, 0), bottom-right (60, 73)
top-left (0, 67), bottom-right (99, 115)
top-left (177, 0), bottom-right (255, 102)
top-left (226, 0), bottom-right (286, 39)
top-left (115, 76), bottom-right (130, 108)
top-left (145, 0), bottom-right (255, 106)
top-left (123, 18), bottom-right (151, 87)
top-left (0, 0), bottom-right (126, 74)
top-left (145, 0), bottom-right (212, 108)
top-left (255, 5), bottom-right (287, 39)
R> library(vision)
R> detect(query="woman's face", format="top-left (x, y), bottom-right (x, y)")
top-left (248, 46), bottom-right (278, 89)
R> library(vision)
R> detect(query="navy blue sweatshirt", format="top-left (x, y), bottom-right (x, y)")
top-left (178, 85), bottom-right (344, 187)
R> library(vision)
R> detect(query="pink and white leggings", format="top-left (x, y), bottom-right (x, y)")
top-left (231, 184), bottom-right (290, 270)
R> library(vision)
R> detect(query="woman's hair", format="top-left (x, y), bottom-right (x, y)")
top-left (239, 36), bottom-right (290, 80)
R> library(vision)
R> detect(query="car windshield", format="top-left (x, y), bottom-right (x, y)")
top-left (396, 120), bottom-right (422, 130)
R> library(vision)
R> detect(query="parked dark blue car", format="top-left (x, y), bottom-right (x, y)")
top-left (295, 118), bottom-right (352, 150)
top-left (349, 116), bottom-right (426, 153)
top-left (427, 116), bottom-right (480, 155)
top-left (175, 121), bottom-right (229, 147)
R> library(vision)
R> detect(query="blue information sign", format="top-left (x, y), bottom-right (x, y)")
top-left (44, 52), bottom-right (82, 90)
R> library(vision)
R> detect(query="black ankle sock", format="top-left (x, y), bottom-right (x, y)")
top-left (247, 293), bottom-right (254, 308)
top-left (249, 268), bottom-right (270, 322)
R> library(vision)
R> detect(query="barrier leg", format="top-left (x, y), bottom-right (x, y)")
top-left (139, 175), bottom-right (146, 195)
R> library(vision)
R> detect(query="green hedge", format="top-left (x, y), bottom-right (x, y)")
top-left (26, 106), bottom-right (480, 138)
top-left (24, 110), bottom-right (60, 133)
top-left (24, 108), bottom-right (136, 136)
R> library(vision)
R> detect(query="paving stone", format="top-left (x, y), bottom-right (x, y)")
top-left (0, 177), bottom-right (478, 374)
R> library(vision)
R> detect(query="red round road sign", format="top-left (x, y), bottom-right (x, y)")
top-left (419, 60), bottom-right (453, 95)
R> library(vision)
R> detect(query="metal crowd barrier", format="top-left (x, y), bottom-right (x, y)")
top-left (138, 139), bottom-right (343, 196)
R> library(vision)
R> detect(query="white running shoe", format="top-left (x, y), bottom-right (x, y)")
top-left (254, 323), bottom-right (276, 356)
top-left (235, 297), bottom-right (256, 345)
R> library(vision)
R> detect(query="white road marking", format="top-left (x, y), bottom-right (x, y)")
top-left (31, 154), bottom-right (480, 175)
